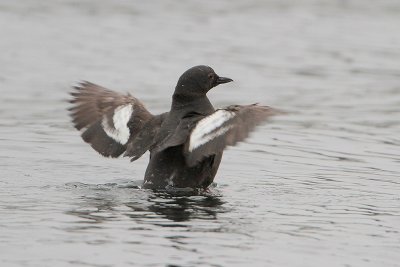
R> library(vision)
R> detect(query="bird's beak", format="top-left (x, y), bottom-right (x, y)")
top-left (216, 76), bottom-right (233, 85)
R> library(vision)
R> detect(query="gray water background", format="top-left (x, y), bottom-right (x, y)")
top-left (1, 0), bottom-right (400, 266)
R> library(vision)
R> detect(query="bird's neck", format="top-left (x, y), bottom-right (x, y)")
top-left (171, 93), bottom-right (214, 114)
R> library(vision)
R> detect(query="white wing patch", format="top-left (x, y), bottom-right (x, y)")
top-left (189, 110), bottom-right (235, 152)
top-left (102, 104), bottom-right (133, 144)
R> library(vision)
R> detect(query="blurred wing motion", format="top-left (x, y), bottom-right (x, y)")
top-left (69, 81), bottom-right (160, 158)
top-left (184, 104), bottom-right (280, 166)
top-left (124, 112), bottom-right (168, 161)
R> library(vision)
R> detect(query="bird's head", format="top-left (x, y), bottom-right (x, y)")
top-left (175, 65), bottom-right (233, 96)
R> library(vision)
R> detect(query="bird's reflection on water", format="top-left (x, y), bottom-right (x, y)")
top-left (65, 182), bottom-right (228, 229)
top-left (138, 192), bottom-right (225, 222)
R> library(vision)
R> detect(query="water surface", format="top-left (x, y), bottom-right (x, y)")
top-left (1, 1), bottom-right (400, 266)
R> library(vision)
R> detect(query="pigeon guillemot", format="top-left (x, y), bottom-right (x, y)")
top-left (69, 65), bottom-right (279, 189)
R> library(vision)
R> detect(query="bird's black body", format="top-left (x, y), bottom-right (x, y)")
top-left (69, 66), bottom-right (279, 190)
top-left (144, 86), bottom-right (222, 188)
top-left (144, 145), bottom-right (222, 189)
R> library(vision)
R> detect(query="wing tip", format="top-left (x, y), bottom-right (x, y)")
top-left (71, 80), bottom-right (91, 90)
top-left (247, 104), bottom-right (287, 117)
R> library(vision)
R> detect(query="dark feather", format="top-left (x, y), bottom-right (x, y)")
top-left (69, 81), bottom-right (156, 158)
top-left (124, 112), bottom-right (169, 161)
top-left (184, 104), bottom-right (280, 166)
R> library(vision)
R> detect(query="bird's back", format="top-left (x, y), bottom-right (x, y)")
top-left (143, 95), bottom-right (222, 189)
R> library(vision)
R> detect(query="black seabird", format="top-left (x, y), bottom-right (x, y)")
top-left (69, 65), bottom-right (279, 189)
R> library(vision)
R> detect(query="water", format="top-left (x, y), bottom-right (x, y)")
top-left (1, 0), bottom-right (400, 266)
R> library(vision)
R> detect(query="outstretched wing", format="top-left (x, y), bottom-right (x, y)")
top-left (69, 81), bottom-right (156, 158)
top-left (123, 112), bottom-right (168, 161)
top-left (184, 104), bottom-right (280, 166)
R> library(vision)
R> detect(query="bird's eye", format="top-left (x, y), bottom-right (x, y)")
top-left (208, 73), bottom-right (214, 80)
